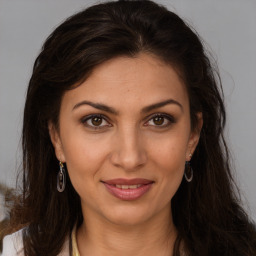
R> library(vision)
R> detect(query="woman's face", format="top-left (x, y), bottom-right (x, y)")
top-left (50, 53), bottom-right (201, 226)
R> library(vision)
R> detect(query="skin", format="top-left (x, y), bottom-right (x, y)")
top-left (49, 53), bottom-right (202, 256)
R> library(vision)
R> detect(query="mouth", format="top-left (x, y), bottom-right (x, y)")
top-left (101, 178), bottom-right (154, 201)
top-left (112, 184), bottom-right (143, 189)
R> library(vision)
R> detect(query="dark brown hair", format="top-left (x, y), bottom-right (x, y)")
top-left (6, 0), bottom-right (256, 255)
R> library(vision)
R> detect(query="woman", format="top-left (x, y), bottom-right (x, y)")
top-left (2, 0), bottom-right (256, 255)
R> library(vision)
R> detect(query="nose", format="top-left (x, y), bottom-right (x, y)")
top-left (110, 126), bottom-right (147, 171)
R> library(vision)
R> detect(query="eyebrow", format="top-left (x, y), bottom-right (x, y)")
top-left (73, 100), bottom-right (118, 115)
top-left (141, 99), bottom-right (183, 113)
top-left (72, 99), bottom-right (183, 114)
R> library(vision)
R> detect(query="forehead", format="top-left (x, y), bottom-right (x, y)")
top-left (62, 53), bottom-right (189, 112)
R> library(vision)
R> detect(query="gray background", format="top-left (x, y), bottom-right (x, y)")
top-left (0, 0), bottom-right (255, 221)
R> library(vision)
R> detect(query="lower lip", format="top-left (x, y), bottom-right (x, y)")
top-left (103, 183), bottom-right (153, 201)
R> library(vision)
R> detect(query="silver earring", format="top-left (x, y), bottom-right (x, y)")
top-left (57, 161), bottom-right (66, 192)
top-left (184, 161), bottom-right (193, 182)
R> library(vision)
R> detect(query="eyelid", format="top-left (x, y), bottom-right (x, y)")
top-left (80, 112), bottom-right (175, 129)
top-left (144, 112), bottom-right (175, 126)
top-left (81, 114), bottom-right (111, 129)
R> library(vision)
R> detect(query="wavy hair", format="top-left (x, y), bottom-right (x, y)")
top-left (6, 0), bottom-right (256, 255)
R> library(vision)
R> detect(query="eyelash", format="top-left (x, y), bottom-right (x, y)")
top-left (81, 114), bottom-right (111, 130)
top-left (81, 113), bottom-right (175, 130)
top-left (144, 113), bottom-right (175, 128)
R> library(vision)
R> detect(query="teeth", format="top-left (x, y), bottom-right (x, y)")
top-left (115, 184), bottom-right (142, 189)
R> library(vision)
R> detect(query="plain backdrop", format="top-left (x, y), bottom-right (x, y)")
top-left (0, 0), bottom-right (255, 221)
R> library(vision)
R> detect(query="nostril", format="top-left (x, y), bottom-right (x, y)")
top-left (109, 149), bottom-right (147, 171)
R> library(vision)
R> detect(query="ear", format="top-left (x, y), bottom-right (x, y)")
top-left (48, 122), bottom-right (66, 163)
top-left (186, 112), bottom-right (203, 161)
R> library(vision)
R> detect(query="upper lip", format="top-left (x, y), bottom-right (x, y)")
top-left (102, 178), bottom-right (154, 185)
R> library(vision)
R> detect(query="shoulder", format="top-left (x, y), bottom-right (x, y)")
top-left (2, 229), bottom-right (70, 256)
top-left (2, 229), bottom-right (24, 256)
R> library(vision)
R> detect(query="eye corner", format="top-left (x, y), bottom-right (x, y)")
top-left (144, 112), bottom-right (176, 128)
top-left (80, 113), bottom-right (112, 130)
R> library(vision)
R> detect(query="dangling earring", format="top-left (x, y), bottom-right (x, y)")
top-left (57, 161), bottom-right (66, 192)
top-left (184, 153), bottom-right (193, 182)
top-left (184, 161), bottom-right (193, 182)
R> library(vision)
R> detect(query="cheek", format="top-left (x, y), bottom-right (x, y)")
top-left (154, 141), bottom-right (186, 185)
top-left (148, 130), bottom-right (189, 169)
top-left (60, 130), bottom-right (110, 189)
top-left (152, 143), bottom-right (186, 204)
top-left (146, 129), bottom-right (189, 195)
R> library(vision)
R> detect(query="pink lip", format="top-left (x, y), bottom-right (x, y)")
top-left (103, 178), bottom-right (153, 185)
top-left (102, 178), bottom-right (154, 201)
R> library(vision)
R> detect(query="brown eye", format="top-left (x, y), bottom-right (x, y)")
top-left (91, 116), bottom-right (103, 126)
top-left (82, 114), bottom-right (110, 129)
top-left (153, 116), bottom-right (164, 125)
top-left (146, 114), bottom-right (174, 128)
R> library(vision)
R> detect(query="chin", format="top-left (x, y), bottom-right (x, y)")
top-left (107, 215), bottom-right (150, 227)
top-left (103, 205), bottom-right (154, 227)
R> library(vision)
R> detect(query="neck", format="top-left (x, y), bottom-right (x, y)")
top-left (77, 206), bottom-right (177, 256)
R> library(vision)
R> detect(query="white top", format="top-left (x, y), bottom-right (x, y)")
top-left (2, 230), bottom-right (23, 256)
top-left (2, 229), bottom-right (70, 256)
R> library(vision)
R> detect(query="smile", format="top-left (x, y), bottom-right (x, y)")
top-left (114, 184), bottom-right (142, 189)
top-left (102, 178), bottom-right (154, 201)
